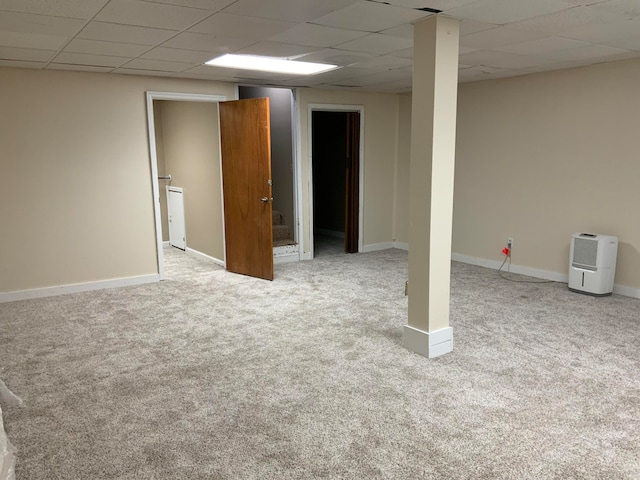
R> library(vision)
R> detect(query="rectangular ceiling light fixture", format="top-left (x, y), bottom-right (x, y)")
top-left (205, 54), bottom-right (338, 75)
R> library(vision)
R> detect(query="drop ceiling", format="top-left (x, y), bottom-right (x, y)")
top-left (0, 0), bottom-right (639, 92)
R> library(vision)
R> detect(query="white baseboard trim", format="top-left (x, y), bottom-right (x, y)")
top-left (274, 253), bottom-right (299, 265)
top-left (403, 325), bottom-right (453, 358)
top-left (185, 247), bottom-right (225, 267)
top-left (362, 242), bottom-right (395, 253)
top-left (393, 242), bottom-right (408, 251)
top-left (301, 251), bottom-right (313, 261)
top-left (0, 274), bottom-right (160, 304)
top-left (451, 253), bottom-right (640, 299)
top-left (315, 228), bottom-right (345, 239)
top-left (162, 241), bottom-right (170, 247)
top-left (612, 284), bottom-right (640, 299)
top-left (451, 253), bottom-right (568, 283)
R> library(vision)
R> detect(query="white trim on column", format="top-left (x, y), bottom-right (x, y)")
top-left (0, 275), bottom-right (160, 303)
top-left (403, 325), bottom-right (453, 358)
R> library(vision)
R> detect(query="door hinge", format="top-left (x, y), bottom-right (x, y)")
top-left (268, 179), bottom-right (272, 186)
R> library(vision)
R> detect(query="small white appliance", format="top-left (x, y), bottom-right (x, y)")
top-left (568, 233), bottom-right (618, 296)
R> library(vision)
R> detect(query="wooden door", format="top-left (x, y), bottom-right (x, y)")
top-left (167, 186), bottom-right (186, 250)
top-left (219, 98), bottom-right (274, 280)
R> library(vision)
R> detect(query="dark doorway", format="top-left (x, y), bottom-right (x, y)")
top-left (311, 110), bottom-right (360, 256)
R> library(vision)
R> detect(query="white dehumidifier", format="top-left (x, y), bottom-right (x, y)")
top-left (568, 233), bottom-right (618, 296)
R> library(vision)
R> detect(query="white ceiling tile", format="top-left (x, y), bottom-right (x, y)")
top-left (182, 64), bottom-right (238, 76)
top-left (174, 71), bottom-right (237, 81)
top-left (0, 45), bottom-right (56, 61)
top-left (162, 32), bottom-right (253, 52)
top-left (448, 0), bottom-right (571, 25)
top-left (335, 67), bottom-right (411, 86)
top-left (560, 17), bottom-right (640, 43)
top-left (189, 13), bottom-right (296, 40)
top-left (237, 41), bottom-right (319, 58)
top-left (380, 0), bottom-right (478, 10)
top-left (296, 48), bottom-right (374, 65)
top-left (95, 0), bottom-right (212, 30)
top-left (459, 19), bottom-right (497, 36)
top-left (507, 4), bottom-right (628, 35)
top-left (392, 47), bottom-right (413, 58)
top-left (460, 27), bottom-right (548, 50)
top-left (0, 11), bottom-right (85, 36)
top-left (603, 35), bottom-right (640, 50)
top-left (141, 46), bottom-right (215, 63)
top-left (52, 51), bottom-right (130, 67)
top-left (122, 57), bottom-right (195, 71)
top-left (311, 1), bottom-right (429, 33)
top-left (458, 64), bottom-right (510, 82)
top-left (0, 0), bottom-right (108, 19)
top-left (0, 58), bottom-right (45, 68)
top-left (64, 38), bottom-right (150, 57)
top-left (78, 22), bottom-right (177, 45)
top-left (142, 0), bottom-right (236, 11)
top-left (594, 0), bottom-right (640, 18)
top-left (495, 36), bottom-right (589, 55)
top-left (459, 49), bottom-right (549, 69)
top-left (222, 0), bottom-right (359, 23)
top-left (47, 63), bottom-right (113, 72)
top-left (350, 54), bottom-right (412, 69)
top-left (379, 24), bottom-right (413, 40)
top-left (269, 23), bottom-right (367, 47)
top-left (459, 45), bottom-right (479, 55)
top-left (113, 68), bottom-right (173, 76)
top-left (537, 43), bottom-right (632, 62)
top-left (367, 77), bottom-right (413, 93)
top-left (335, 33), bottom-right (413, 54)
top-left (0, 31), bottom-right (68, 50)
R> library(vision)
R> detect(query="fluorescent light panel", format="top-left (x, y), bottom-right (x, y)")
top-left (205, 54), bottom-right (338, 75)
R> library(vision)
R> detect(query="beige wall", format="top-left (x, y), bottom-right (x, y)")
top-left (0, 67), bottom-right (233, 293)
top-left (452, 59), bottom-right (640, 289)
top-left (297, 89), bottom-right (399, 255)
top-left (158, 100), bottom-right (224, 260)
top-left (392, 58), bottom-right (640, 290)
top-left (394, 93), bottom-right (412, 244)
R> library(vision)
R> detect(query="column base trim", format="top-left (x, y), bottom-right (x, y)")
top-left (403, 325), bottom-right (453, 358)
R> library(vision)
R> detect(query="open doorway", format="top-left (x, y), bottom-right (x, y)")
top-left (238, 86), bottom-right (299, 264)
top-left (152, 98), bottom-right (225, 276)
top-left (147, 91), bottom-right (278, 282)
top-left (147, 92), bottom-right (227, 280)
top-left (310, 106), bottom-right (363, 258)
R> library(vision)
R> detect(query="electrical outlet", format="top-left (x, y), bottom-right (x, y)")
top-left (507, 237), bottom-right (513, 249)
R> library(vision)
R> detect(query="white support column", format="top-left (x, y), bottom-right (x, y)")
top-left (403, 15), bottom-right (459, 358)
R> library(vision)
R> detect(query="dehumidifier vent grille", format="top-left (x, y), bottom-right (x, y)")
top-left (572, 237), bottom-right (598, 271)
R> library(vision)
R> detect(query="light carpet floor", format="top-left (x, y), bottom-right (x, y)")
top-left (0, 247), bottom-right (639, 479)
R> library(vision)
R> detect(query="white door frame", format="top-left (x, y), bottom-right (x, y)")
top-left (307, 103), bottom-right (365, 259)
top-left (146, 91), bottom-right (227, 280)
